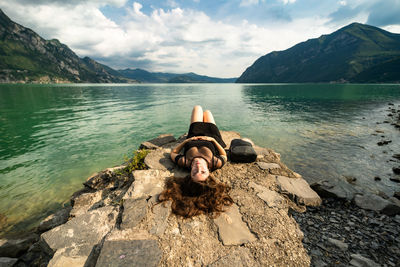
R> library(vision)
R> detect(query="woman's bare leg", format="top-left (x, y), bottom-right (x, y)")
top-left (203, 110), bottom-right (216, 124)
top-left (191, 105), bottom-right (203, 123)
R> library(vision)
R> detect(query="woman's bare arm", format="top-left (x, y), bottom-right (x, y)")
top-left (192, 136), bottom-right (227, 160)
top-left (170, 137), bottom-right (196, 163)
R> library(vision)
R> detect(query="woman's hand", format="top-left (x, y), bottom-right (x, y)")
top-left (191, 136), bottom-right (215, 142)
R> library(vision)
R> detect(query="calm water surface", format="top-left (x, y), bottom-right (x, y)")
top-left (1, 83), bottom-right (400, 236)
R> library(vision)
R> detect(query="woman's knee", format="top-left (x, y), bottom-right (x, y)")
top-left (191, 105), bottom-right (203, 123)
top-left (203, 110), bottom-right (216, 124)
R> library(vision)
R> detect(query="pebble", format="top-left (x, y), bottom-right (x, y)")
top-left (292, 198), bottom-right (400, 266)
top-left (327, 238), bottom-right (348, 251)
top-left (389, 177), bottom-right (400, 183)
top-left (392, 167), bottom-right (400, 174)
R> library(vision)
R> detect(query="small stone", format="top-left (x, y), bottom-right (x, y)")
top-left (310, 249), bottom-right (322, 257)
top-left (392, 167), bottom-right (400, 174)
top-left (0, 257), bottom-right (18, 267)
top-left (377, 140), bottom-right (392, 146)
top-left (329, 218), bottom-right (339, 223)
top-left (171, 228), bottom-right (180, 235)
top-left (389, 177), bottom-right (400, 183)
top-left (213, 204), bottom-right (256, 246)
top-left (312, 259), bottom-right (327, 267)
top-left (256, 162), bottom-right (281, 170)
top-left (392, 154), bottom-right (400, 159)
top-left (207, 247), bottom-right (256, 267)
top-left (344, 176), bottom-right (357, 184)
top-left (371, 241), bottom-right (380, 249)
top-left (349, 254), bottom-right (379, 267)
top-left (327, 238), bottom-right (348, 251)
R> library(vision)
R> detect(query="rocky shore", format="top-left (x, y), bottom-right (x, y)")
top-left (0, 130), bottom-right (399, 267)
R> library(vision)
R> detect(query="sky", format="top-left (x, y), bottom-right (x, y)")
top-left (1, 0), bottom-right (399, 78)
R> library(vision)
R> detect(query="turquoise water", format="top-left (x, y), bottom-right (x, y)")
top-left (1, 83), bottom-right (400, 236)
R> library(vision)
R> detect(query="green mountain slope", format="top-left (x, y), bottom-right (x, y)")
top-left (118, 68), bottom-right (236, 83)
top-left (0, 9), bottom-right (136, 83)
top-left (236, 23), bottom-right (400, 83)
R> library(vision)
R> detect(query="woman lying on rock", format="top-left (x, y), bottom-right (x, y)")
top-left (159, 105), bottom-right (233, 218)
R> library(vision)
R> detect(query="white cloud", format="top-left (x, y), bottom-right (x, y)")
top-left (279, 0), bottom-right (296, 4)
top-left (339, 1), bottom-right (347, 6)
top-left (383, 24), bottom-right (400, 33)
top-left (0, 0), bottom-right (339, 77)
top-left (240, 0), bottom-right (259, 7)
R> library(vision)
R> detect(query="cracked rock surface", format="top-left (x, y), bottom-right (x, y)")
top-left (8, 132), bottom-right (322, 266)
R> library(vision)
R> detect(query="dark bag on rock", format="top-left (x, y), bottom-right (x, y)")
top-left (229, 139), bottom-right (257, 163)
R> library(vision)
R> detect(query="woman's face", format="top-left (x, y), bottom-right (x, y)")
top-left (190, 157), bottom-right (209, 182)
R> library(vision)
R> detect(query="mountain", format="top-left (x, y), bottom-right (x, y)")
top-left (236, 23), bottom-right (400, 83)
top-left (118, 68), bottom-right (237, 83)
top-left (0, 9), bottom-right (136, 83)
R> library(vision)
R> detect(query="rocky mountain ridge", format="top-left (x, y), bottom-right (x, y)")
top-left (236, 23), bottom-right (400, 83)
top-left (0, 9), bottom-right (136, 83)
top-left (118, 68), bottom-right (237, 83)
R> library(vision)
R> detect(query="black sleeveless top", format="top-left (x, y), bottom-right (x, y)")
top-left (175, 140), bottom-right (225, 170)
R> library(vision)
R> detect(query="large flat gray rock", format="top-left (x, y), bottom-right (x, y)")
top-left (123, 170), bottom-right (171, 200)
top-left (149, 201), bottom-right (171, 236)
top-left (249, 182), bottom-right (285, 209)
top-left (354, 194), bottom-right (400, 215)
top-left (311, 180), bottom-right (360, 201)
top-left (38, 207), bottom-right (71, 233)
top-left (275, 176), bottom-right (322, 207)
top-left (0, 234), bottom-right (38, 258)
top-left (41, 206), bottom-right (118, 267)
top-left (70, 191), bottom-right (103, 217)
top-left (213, 204), bottom-right (256, 246)
top-left (96, 239), bottom-right (162, 267)
top-left (121, 198), bottom-right (147, 229)
top-left (144, 148), bottom-right (175, 170)
top-left (47, 244), bottom-right (92, 267)
top-left (143, 147), bottom-right (189, 177)
top-left (140, 134), bottom-right (176, 150)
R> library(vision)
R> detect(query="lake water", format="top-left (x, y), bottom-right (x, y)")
top-left (1, 83), bottom-right (400, 236)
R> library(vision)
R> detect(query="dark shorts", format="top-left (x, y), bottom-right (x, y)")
top-left (187, 122), bottom-right (226, 148)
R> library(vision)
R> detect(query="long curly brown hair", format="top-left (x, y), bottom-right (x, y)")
top-left (158, 175), bottom-right (233, 218)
